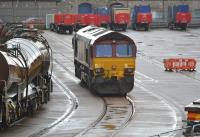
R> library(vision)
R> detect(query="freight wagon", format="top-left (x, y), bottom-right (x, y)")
top-left (0, 28), bottom-right (52, 127)
top-left (168, 4), bottom-right (192, 30)
top-left (72, 26), bottom-right (137, 96)
top-left (110, 7), bottom-right (131, 31)
top-left (50, 13), bottom-right (75, 34)
top-left (85, 14), bottom-right (100, 27)
top-left (75, 14), bottom-right (88, 31)
top-left (94, 7), bottom-right (110, 28)
top-left (131, 5), bottom-right (152, 31)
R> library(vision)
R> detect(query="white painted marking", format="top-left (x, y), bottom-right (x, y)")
top-left (135, 82), bottom-right (178, 136)
top-left (136, 71), bottom-right (158, 83)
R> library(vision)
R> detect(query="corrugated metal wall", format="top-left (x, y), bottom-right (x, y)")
top-left (0, 0), bottom-right (200, 26)
top-left (0, 1), bottom-right (58, 22)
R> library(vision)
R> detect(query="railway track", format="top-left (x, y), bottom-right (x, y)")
top-left (43, 31), bottom-right (136, 137)
top-left (29, 74), bottom-right (78, 137)
top-left (53, 50), bottom-right (135, 137)
top-left (75, 96), bottom-right (135, 137)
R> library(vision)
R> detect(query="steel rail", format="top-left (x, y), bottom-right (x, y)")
top-left (44, 31), bottom-right (136, 137)
top-left (29, 73), bottom-right (78, 137)
top-left (74, 96), bottom-right (135, 137)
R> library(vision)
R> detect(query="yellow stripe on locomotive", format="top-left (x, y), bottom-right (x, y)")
top-left (93, 58), bottom-right (135, 79)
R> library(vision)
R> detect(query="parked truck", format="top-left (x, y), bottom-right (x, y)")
top-left (168, 4), bottom-right (192, 30)
top-left (109, 7), bottom-right (130, 31)
top-left (50, 13), bottom-right (76, 34)
top-left (183, 99), bottom-right (200, 136)
top-left (131, 5), bottom-right (152, 31)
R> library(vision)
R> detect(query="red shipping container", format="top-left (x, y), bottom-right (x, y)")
top-left (54, 13), bottom-right (65, 24)
top-left (77, 14), bottom-right (88, 26)
top-left (99, 15), bottom-right (110, 25)
top-left (137, 13), bottom-right (152, 24)
top-left (176, 12), bottom-right (192, 23)
top-left (114, 13), bottom-right (130, 24)
top-left (86, 14), bottom-right (100, 26)
top-left (63, 14), bottom-right (76, 25)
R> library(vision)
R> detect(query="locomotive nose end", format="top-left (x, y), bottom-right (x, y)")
top-left (0, 52), bottom-right (9, 88)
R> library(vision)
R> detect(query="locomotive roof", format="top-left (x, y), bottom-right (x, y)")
top-left (76, 26), bottom-right (134, 45)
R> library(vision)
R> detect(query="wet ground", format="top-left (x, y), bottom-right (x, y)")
top-left (0, 28), bottom-right (200, 137)
top-left (119, 28), bottom-right (200, 137)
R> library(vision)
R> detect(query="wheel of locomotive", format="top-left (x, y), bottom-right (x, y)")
top-left (80, 78), bottom-right (86, 87)
top-left (75, 66), bottom-right (80, 78)
top-left (80, 71), bottom-right (86, 87)
top-left (47, 79), bottom-right (53, 93)
top-left (86, 75), bottom-right (92, 89)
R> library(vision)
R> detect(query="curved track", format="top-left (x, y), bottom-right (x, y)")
top-left (29, 75), bottom-right (78, 137)
top-left (42, 31), bottom-right (136, 137)
top-left (75, 96), bottom-right (135, 137)
top-left (0, 73), bottom-right (77, 137)
top-left (123, 29), bottom-right (200, 136)
top-left (44, 30), bottom-right (182, 137)
top-left (53, 59), bottom-right (135, 137)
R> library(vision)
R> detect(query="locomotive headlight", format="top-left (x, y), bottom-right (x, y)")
top-left (95, 68), bottom-right (104, 74)
top-left (124, 68), bottom-right (134, 74)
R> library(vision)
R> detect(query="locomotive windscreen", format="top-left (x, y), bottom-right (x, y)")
top-left (96, 44), bottom-right (112, 57)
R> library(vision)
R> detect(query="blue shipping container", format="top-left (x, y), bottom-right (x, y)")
top-left (168, 4), bottom-right (189, 22)
top-left (138, 5), bottom-right (151, 13)
top-left (177, 4), bottom-right (189, 12)
top-left (131, 5), bottom-right (151, 23)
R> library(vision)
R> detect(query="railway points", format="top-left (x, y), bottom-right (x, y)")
top-left (0, 1), bottom-right (200, 136)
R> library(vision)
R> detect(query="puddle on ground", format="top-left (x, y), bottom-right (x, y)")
top-left (102, 124), bottom-right (116, 130)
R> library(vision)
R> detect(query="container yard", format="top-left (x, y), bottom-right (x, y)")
top-left (0, 0), bottom-right (200, 137)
